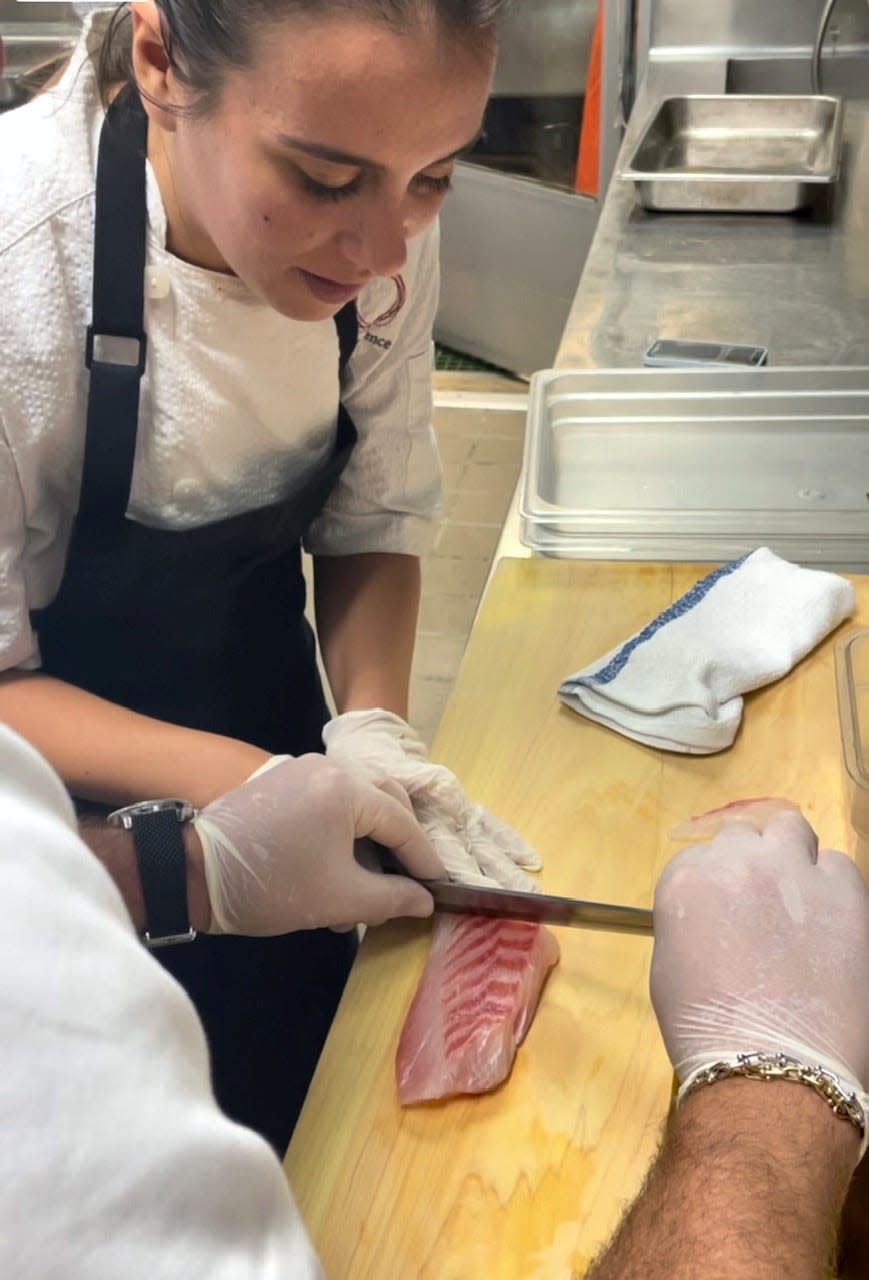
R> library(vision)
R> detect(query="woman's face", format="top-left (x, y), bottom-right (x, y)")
top-left (135, 7), bottom-right (495, 320)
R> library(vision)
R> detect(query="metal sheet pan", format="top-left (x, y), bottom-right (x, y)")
top-left (619, 95), bottom-right (843, 214)
top-left (520, 366), bottom-right (869, 567)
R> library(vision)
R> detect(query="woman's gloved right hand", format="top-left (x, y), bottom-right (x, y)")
top-left (192, 754), bottom-right (445, 935)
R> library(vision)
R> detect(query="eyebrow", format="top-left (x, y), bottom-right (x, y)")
top-left (274, 129), bottom-right (483, 171)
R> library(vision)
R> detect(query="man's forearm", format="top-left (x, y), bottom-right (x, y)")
top-left (588, 1078), bottom-right (860, 1280)
top-left (77, 815), bottom-right (211, 934)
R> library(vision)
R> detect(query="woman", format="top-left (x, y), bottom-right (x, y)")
top-left (0, 0), bottom-right (539, 1152)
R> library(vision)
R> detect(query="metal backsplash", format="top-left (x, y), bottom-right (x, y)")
top-left (493, 0), bottom-right (598, 97)
top-left (0, 1), bottom-right (78, 20)
top-left (647, 0), bottom-right (869, 55)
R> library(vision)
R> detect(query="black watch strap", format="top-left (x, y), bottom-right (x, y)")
top-left (108, 801), bottom-right (197, 947)
top-left (132, 809), bottom-right (194, 946)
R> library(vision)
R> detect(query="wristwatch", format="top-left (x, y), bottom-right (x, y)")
top-left (107, 798), bottom-right (197, 947)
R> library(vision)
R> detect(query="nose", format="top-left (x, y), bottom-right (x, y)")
top-left (339, 199), bottom-right (409, 280)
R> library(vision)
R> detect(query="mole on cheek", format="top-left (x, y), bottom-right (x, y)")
top-left (262, 212), bottom-right (272, 224)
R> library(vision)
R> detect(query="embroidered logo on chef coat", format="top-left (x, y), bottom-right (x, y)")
top-left (356, 273), bottom-right (406, 352)
top-left (363, 333), bottom-right (393, 350)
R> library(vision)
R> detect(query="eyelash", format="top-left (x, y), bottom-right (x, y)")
top-left (297, 169), bottom-right (453, 204)
top-left (415, 173), bottom-right (454, 197)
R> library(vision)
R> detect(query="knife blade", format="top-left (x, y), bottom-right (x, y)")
top-left (420, 879), bottom-right (654, 935)
top-left (358, 842), bottom-right (654, 936)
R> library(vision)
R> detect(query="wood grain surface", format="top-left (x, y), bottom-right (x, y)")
top-left (285, 558), bottom-right (866, 1279)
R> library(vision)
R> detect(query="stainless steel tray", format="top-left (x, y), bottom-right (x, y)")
top-left (619, 95), bottom-right (843, 214)
top-left (520, 367), bottom-right (869, 567)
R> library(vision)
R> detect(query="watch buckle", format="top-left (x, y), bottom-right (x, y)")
top-left (144, 927), bottom-right (197, 949)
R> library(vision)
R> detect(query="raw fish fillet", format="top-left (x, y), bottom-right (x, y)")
top-left (396, 913), bottom-right (560, 1105)
top-left (668, 796), bottom-right (801, 842)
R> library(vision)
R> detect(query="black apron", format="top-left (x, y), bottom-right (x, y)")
top-left (30, 86), bottom-right (357, 1154)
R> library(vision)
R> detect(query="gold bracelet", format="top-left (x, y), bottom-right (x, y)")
top-left (680, 1051), bottom-right (866, 1140)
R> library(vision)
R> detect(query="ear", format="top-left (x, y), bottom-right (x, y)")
top-left (130, 2), bottom-right (182, 133)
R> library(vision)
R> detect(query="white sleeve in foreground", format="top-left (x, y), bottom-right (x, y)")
top-left (0, 725), bottom-right (322, 1280)
top-left (0, 417), bottom-right (40, 672)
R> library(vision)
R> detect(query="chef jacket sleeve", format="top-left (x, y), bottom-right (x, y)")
top-left (0, 417), bottom-right (39, 672)
top-left (0, 722), bottom-right (323, 1280)
top-left (305, 220), bottom-right (443, 557)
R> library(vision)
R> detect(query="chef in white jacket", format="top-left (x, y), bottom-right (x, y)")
top-left (0, 0), bottom-right (539, 1154)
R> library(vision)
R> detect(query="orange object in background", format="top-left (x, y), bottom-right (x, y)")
top-left (576, 0), bottom-right (603, 197)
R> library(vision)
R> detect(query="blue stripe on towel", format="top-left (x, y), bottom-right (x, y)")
top-left (579, 554), bottom-right (749, 687)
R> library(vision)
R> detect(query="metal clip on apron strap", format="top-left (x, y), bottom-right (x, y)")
top-left (82, 85), bottom-right (148, 528)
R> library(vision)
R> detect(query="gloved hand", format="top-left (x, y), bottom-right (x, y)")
top-left (192, 754), bottom-right (444, 935)
top-left (322, 709), bottom-right (541, 890)
top-left (651, 809), bottom-right (869, 1107)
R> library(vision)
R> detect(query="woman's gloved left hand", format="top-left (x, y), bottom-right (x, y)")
top-left (323, 708), bottom-right (542, 890)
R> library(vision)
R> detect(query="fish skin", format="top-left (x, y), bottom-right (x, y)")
top-left (668, 796), bottom-right (801, 842)
top-left (396, 913), bottom-right (560, 1105)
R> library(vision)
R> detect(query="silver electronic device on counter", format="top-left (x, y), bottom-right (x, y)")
top-left (644, 339), bottom-right (768, 369)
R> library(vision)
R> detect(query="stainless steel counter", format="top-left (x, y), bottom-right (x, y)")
top-left (493, 63), bottom-right (869, 566)
top-left (555, 63), bottom-right (869, 370)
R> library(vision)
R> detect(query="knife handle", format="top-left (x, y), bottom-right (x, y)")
top-left (355, 840), bottom-right (421, 880)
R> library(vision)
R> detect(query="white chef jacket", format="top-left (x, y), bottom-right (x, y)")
top-left (0, 722), bottom-right (323, 1278)
top-left (0, 23), bottom-right (442, 673)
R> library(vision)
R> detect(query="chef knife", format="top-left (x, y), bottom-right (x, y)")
top-left (420, 879), bottom-right (654, 935)
top-left (360, 841), bottom-right (654, 935)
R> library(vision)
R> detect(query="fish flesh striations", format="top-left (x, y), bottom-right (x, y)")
top-left (396, 913), bottom-right (560, 1106)
top-left (395, 795), bottom-right (798, 1105)
top-left (668, 796), bottom-right (801, 841)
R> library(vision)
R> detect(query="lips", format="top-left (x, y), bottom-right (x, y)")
top-left (297, 269), bottom-right (366, 306)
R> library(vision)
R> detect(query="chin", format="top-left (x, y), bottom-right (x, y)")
top-left (253, 276), bottom-right (343, 323)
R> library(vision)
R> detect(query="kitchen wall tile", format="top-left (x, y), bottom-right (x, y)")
top-left (472, 433), bottom-right (526, 466)
top-left (423, 554), bottom-right (491, 599)
top-left (445, 485), bottom-right (513, 526)
top-left (437, 432), bottom-right (476, 465)
top-left (413, 631), bottom-right (469, 680)
top-left (417, 590), bottom-right (480, 636)
top-left (434, 522), bottom-right (501, 560)
top-left (457, 461), bottom-right (522, 497)
top-left (411, 676), bottom-right (455, 747)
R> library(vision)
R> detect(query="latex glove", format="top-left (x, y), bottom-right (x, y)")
top-left (651, 809), bottom-right (869, 1107)
top-left (193, 754), bottom-right (444, 935)
top-left (322, 708), bottom-right (541, 890)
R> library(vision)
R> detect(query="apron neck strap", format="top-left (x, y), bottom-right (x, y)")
top-left (90, 84), bottom-right (148, 344)
top-left (334, 301), bottom-right (358, 375)
top-left (80, 84), bottom-right (149, 526)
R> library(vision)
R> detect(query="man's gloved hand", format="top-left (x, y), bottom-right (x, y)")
top-left (322, 709), bottom-right (542, 890)
top-left (192, 754), bottom-right (444, 935)
top-left (651, 809), bottom-right (869, 1104)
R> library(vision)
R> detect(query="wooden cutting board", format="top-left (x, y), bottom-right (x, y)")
top-left (285, 558), bottom-right (866, 1279)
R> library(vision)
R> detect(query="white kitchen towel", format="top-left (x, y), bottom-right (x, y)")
top-left (558, 547), bottom-right (855, 753)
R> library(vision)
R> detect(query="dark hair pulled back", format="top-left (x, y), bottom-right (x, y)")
top-left (95, 0), bottom-right (506, 112)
